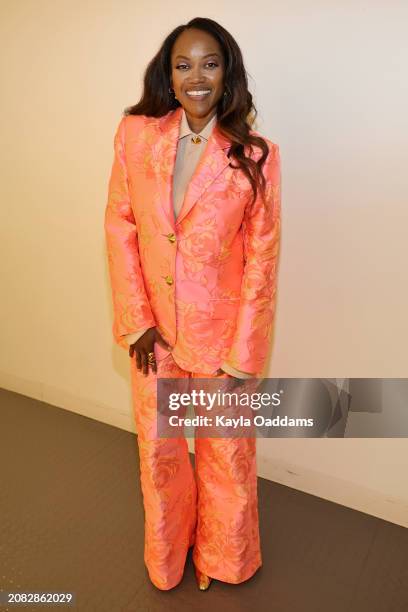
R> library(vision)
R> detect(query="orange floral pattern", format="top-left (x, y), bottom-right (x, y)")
top-left (105, 106), bottom-right (281, 590)
top-left (104, 106), bottom-right (281, 374)
top-left (129, 354), bottom-right (261, 590)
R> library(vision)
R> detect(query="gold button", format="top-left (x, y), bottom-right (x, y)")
top-left (167, 232), bottom-right (176, 243)
top-left (164, 275), bottom-right (173, 285)
top-left (191, 135), bottom-right (202, 144)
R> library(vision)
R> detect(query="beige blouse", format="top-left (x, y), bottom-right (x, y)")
top-left (124, 108), bottom-right (252, 378)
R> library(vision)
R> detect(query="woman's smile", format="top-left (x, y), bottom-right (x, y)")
top-left (185, 88), bottom-right (212, 101)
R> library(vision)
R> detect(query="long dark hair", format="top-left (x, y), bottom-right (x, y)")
top-left (124, 17), bottom-right (270, 205)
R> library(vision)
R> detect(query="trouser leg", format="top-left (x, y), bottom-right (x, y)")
top-left (191, 371), bottom-right (262, 583)
top-left (129, 353), bottom-right (197, 590)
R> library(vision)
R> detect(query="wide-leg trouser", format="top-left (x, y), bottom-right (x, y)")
top-left (129, 350), bottom-right (262, 590)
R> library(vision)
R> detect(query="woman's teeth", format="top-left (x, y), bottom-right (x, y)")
top-left (186, 90), bottom-right (211, 98)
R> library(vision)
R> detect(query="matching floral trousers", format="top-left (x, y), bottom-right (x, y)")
top-left (129, 349), bottom-right (262, 590)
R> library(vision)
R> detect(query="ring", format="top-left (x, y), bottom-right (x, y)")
top-left (147, 352), bottom-right (156, 364)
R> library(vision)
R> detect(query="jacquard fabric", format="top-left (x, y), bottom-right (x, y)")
top-left (104, 106), bottom-right (281, 375)
top-left (104, 105), bottom-right (280, 589)
top-left (129, 346), bottom-right (262, 590)
top-left (120, 109), bottom-right (252, 378)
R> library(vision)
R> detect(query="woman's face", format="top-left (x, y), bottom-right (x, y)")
top-left (170, 28), bottom-right (225, 126)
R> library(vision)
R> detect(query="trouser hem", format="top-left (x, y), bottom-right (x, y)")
top-left (192, 558), bottom-right (262, 585)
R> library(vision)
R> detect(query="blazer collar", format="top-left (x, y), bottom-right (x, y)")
top-left (157, 106), bottom-right (232, 228)
top-left (178, 107), bottom-right (217, 141)
top-left (158, 105), bottom-right (230, 149)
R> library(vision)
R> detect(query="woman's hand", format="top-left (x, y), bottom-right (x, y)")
top-left (129, 327), bottom-right (171, 376)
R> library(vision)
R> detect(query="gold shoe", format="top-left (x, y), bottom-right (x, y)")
top-left (194, 564), bottom-right (212, 591)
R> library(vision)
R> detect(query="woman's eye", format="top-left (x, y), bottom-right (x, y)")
top-left (175, 62), bottom-right (218, 70)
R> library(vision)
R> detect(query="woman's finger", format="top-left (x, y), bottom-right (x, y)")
top-left (147, 342), bottom-right (157, 374)
top-left (135, 350), bottom-right (142, 371)
top-left (141, 351), bottom-right (149, 377)
top-left (146, 344), bottom-right (157, 374)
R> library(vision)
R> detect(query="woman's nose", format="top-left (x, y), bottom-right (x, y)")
top-left (189, 66), bottom-right (204, 81)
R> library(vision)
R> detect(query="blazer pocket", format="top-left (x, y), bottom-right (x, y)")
top-left (209, 298), bottom-right (241, 320)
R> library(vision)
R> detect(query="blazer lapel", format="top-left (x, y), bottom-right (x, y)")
top-left (156, 107), bottom-right (182, 230)
top-left (157, 106), bottom-right (232, 228)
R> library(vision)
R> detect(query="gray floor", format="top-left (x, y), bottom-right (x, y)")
top-left (1, 387), bottom-right (407, 612)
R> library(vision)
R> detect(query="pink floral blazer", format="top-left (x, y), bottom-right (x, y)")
top-left (104, 105), bottom-right (281, 375)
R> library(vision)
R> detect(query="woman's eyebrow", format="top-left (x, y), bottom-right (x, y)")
top-left (174, 53), bottom-right (220, 60)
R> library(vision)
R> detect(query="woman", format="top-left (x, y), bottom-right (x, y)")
top-left (104, 17), bottom-right (281, 591)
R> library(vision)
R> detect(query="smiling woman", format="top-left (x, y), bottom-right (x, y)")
top-left (104, 16), bottom-right (281, 593)
top-left (171, 30), bottom-right (225, 130)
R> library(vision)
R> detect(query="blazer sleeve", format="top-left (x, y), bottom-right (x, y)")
top-left (220, 361), bottom-right (254, 379)
top-left (104, 116), bottom-right (156, 351)
top-left (124, 327), bottom-right (150, 346)
top-left (224, 143), bottom-right (281, 375)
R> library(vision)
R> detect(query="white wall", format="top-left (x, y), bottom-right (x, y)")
top-left (1, 1), bottom-right (407, 527)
